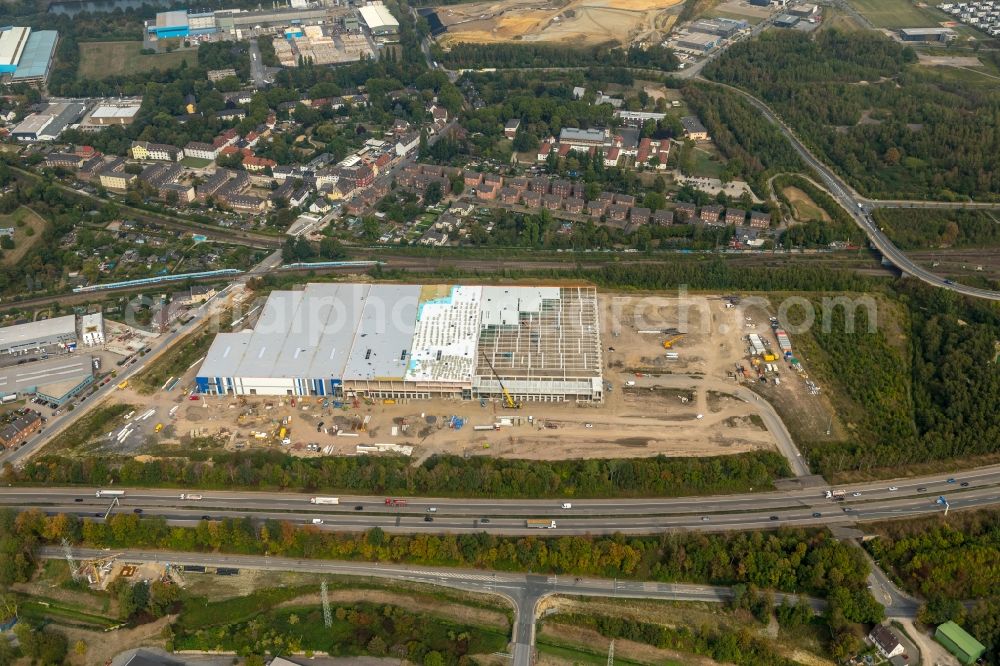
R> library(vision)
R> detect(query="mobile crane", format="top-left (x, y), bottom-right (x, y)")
top-left (484, 355), bottom-right (521, 409)
top-left (662, 334), bottom-right (685, 349)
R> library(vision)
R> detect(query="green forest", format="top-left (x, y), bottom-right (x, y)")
top-left (433, 42), bottom-right (678, 71)
top-left (6, 450), bottom-right (791, 498)
top-left (705, 30), bottom-right (1000, 201)
top-left (866, 510), bottom-right (1000, 664)
top-left (799, 281), bottom-right (1000, 477)
top-left (873, 208), bottom-right (1000, 249)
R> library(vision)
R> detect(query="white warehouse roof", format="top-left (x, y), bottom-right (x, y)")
top-left (0, 315), bottom-right (76, 352)
top-left (0, 27), bottom-right (30, 67)
top-left (358, 3), bottom-right (400, 30)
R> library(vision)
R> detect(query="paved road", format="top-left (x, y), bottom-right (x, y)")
top-left (867, 200), bottom-right (1000, 210)
top-left (5, 466), bottom-right (998, 535)
top-left (43, 547), bottom-right (839, 666)
top-left (631, 374), bottom-right (809, 476)
top-left (0, 249), bottom-right (281, 469)
top-left (700, 80), bottom-right (1000, 302)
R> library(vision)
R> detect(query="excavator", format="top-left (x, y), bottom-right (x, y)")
top-left (662, 334), bottom-right (685, 349)
top-left (484, 355), bottom-right (522, 409)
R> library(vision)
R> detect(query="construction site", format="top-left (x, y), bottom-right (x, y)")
top-left (77, 288), bottom-right (842, 464)
top-left (430, 0), bottom-right (685, 47)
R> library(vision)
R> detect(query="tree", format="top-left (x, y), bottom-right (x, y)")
top-left (424, 181), bottom-right (443, 206)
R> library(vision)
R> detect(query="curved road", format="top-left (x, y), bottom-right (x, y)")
top-left (698, 79), bottom-right (1000, 301)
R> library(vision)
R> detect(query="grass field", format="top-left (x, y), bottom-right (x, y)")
top-left (847, 0), bottom-right (948, 28)
top-left (78, 41), bottom-right (196, 79)
top-left (782, 186), bottom-right (830, 222)
top-left (180, 156), bottom-right (213, 169)
top-left (0, 207), bottom-right (48, 267)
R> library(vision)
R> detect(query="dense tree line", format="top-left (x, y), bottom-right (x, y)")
top-left (705, 30), bottom-right (1000, 200)
top-left (551, 612), bottom-right (801, 666)
top-left (682, 83), bottom-right (805, 195)
top-left (435, 42), bottom-right (677, 71)
top-left (801, 281), bottom-right (1000, 476)
top-left (6, 450), bottom-right (791, 498)
top-left (873, 208), bottom-right (1000, 250)
top-left (866, 510), bottom-right (1000, 664)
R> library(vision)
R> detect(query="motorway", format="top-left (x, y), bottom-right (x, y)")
top-left (43, 546), bottom-right (834, 666)
top-left (4, 464), bottom-right (999, 535)
top-left (701, 79), bottom-right (1000, 302)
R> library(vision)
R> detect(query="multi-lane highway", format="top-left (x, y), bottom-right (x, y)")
top-left (5, 464), bottom-right (999, 535)
top-left (702, 79), bottom-right (1000, 302)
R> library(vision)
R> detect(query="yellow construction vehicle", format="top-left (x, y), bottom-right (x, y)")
top-left (662, 334), bottom-right (685, 349)
top-left (484, 355), bottom-right (521, 409)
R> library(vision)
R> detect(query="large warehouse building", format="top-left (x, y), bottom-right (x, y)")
top-left (0, 27), bottom-right (58, 84)
top-left (196, 283), bottom-right (603, 402)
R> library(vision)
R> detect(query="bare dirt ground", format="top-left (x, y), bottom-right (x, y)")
top-left (85, 291), bottom-right (845, 467)
top-left (783, 186), bottom-right (831, 222)
top-left (62, 615), bottom-right (173, 666)
top-left (435, 0), bottom-right (684, 46)
top-left (917, 54), bottom-right (983, 67)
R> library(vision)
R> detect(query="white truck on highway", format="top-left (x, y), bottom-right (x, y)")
top-left (310, 497), bottom-right (340, 504)
top-left (825, 489), bottom-right (846, 499)
top-left (527, 519), bottom-right (557, 529)
top-left (95, 490), bottom-right (126, 498)
top-left (179, 494), bottom-right (203, 500)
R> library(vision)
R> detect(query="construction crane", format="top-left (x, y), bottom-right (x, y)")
top-left (662, 334), bottom-right (685, 349)
top-left (484, 355), bottom-right (521, 409)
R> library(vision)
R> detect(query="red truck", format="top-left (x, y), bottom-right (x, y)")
top-left (384, 498), bottom-right (407, 507)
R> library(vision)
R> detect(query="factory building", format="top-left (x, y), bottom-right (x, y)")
top-left (357, 2), bottom-right (400, 36)
top-left (0, 315), bottom-right (77, 355)
top-left (0, 27), bottom-right (58, 84)
top-left (196, 283), bottom-right (603, 402)
top-left (147, 6), bottom-right (349, 40)
top-left (898, 27), bottom-right (957, 42)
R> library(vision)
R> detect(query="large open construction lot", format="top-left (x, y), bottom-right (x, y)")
top-left (75, 290), bottom-right (840, 466)
top-left (432, 0), bottom-right (684, 47)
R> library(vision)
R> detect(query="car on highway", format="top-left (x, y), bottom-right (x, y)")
top-left (917, 487), bottom-right (927, 492)
top-left (480, 518), bottom-right (490, 524)
top-left (888, 486), bottom-right (898, 491)
top-left (74, 498), bottom-right (83, 502)
top-left (133, 508), bottom-right (142, 514)
top-left (961, 482), bottom-right (970, 487)
top-left (769, 515), bottom-right (779, 521)
top-left (424, 515), bottom-right (433, 522)
top-left (585, 423), bottom-right (593, 428)
top-left (812, 512), bottom-right (822, 518)
top-left (843, 507), bottom-right (853, 512)
top-left (354, 505), bottom-right (363, 511)
top-left (852, 492), bottom-right (862, 497)
top-left (427, 507), bottom-right (437, 512)
top-left (947, 478), bottom-right (956, 484)
top-left (701, 517), bottom-right (710, 522)
top-left (201, 515), bottom-right (211, 520)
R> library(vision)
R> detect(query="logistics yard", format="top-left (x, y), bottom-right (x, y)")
top-left (50, 286), bottom-right (841, 467)
top-left (430, 0), bottom-right (685, 47)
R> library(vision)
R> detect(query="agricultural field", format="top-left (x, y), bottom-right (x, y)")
top-left (846, 0), bottom-right (951, 28)
top-left (78, 41), bottom-right (196, 80)
top-left (434, 0), bottom-right (685, 46)
top-left (0, 207), bottom-right (49, 267)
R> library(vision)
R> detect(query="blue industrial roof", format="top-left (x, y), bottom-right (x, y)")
top-left (12, 30), bottom-right (56, 80)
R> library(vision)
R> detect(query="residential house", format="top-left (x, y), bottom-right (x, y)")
top-left (45, 152), bottom-right (85, 169)
top-left (476, 183), bottom-right (497, 201)
top-left (217, 108), bottom-right (246, 121)
top-left (463, 170), bottom-right (483, 188)
top-left (674, 202), bottom-right (697, 221)
top-left (536, 142), bottom-right (552, 162)
top-left (607, 204), bottom-right (629, 224)
top-left (429, 104), bottom-right (448, 124)
top-left (564, 197), bottom-right (584, 214)
top-left (614, 193), bottom-right (636, 207)
top-left (604, 147), bottom-right (620, 167)
top-left (98, 159), bottom-right (135, 192)
top-left (551, 180), bottom-right (572, 198)
top-left (499, 187), bottom-right (520, 205)
top-left (542, 194), bottom-right (563, 211)
top-left (395, 131), bottom-right (420, 157)
top-left (681, 116), bottom-right (709, 141)
top-left (868, 625), bottom-right (904, 660)
top-left (243, 155), bottom-right (276, 173)
top-left (289, 187), bottom-right (310, 208)
top-left (529, 177), bottom-right (549, 193)
top-left (630, 207), bottom-right (651, 226)
top-left (653, 209), bottom-right (674, 225)
top-left (483, 173), bottom-right (503, 188)
top-left (132, 141), bottom-right (180, 162)
top-left (725, 208), bottom-right (746, 225)
top-left (700, 204), bottom-right (724, 225)
top-left (183, 141), bottom-right (219, 161)
top-left (587, 200), bottom-right (607, 218)
top-left (504, 118), bottom-right (521, 139)
top-left (0, 410), bottom-right (42, 450)
top-left (748, 210), bottom-right (771, 229)
top-left (522, 190), bottom-right (542, 208)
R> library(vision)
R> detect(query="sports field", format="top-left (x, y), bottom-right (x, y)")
top-left (847, 0), bottom-right (946, 28)
top-left (78, 41), bottom-right (196, 79)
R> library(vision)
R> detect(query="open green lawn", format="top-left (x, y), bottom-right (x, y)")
top-left (689, 146), bottom-right (724, 179)
top-left (180, 156), bottom-right (214, 169)
top-left (78, 41), bottom-right (196, 80)
top-left (847, 0), bottom-right (949, 28)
